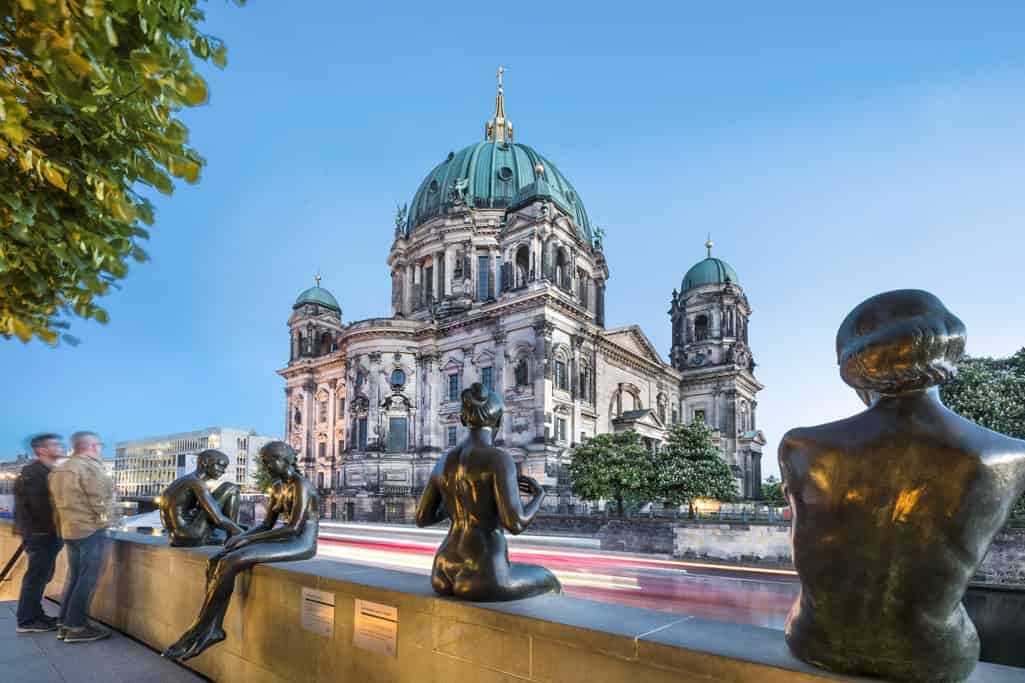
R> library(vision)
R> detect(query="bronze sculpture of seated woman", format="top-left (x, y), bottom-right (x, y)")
top-left (416, 382), bottom-right (560, 601)
top-left (164, 441), bottom-right (319, 661)
top-left (159, 449), bottom-right (243, 547)
top-left (779, 289), bottom-right (1025, 682)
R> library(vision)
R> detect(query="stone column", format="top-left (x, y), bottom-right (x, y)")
top-left (493, 329), bottom-right (506, 399)
top-left (368, 352), bottom-right (382, 449)
top-left (489, 248), bottom-right (498, 299)
top-left (461, 346), bottom-right (475, 392)
top-left (412, 263), bottom-right (421, 310)
top-left (443, 246), bottom-right (453, 297)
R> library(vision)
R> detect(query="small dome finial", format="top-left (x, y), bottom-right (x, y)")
top-left (705, 233), bottom-right (714, 258)
top-left (315, 272), bottom-right (322, 287)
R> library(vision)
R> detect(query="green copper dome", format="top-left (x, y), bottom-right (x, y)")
top-left (406, 141), bottom-right (593, 243)
top-left (681, 257), bottom-right (740, 291)
top-left (294, 284), bottom-right (341, 313)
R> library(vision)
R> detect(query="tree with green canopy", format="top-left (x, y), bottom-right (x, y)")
top-left (568, 430), bottom-right (651, 518)
top-left (0, 0), bottom-right (243, 344)
top-left (252, 454), bottom-right (275, 493)
top-left (941, 348), bottom-right (1025, 517)
top-left (652, 418), bottom-right (737, 517)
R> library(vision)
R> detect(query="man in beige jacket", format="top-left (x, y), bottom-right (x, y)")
top-left (48, 431), bottom-right (114, 643)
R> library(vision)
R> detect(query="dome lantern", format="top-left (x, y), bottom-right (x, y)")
top-left (293, 275), bottom-right (341, 315)
top-left (681, 240), bottom-right (741, 292)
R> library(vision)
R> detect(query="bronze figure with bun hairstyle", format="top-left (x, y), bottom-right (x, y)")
top-left (416, 382), bottom-right (560, 601)
top-left (780, 290), bottom-right (1025, 682)
top-left (164, 441), bottom-right (319, 661)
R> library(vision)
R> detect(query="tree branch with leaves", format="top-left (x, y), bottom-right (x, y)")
top-left (0, 0), bottom-right (243, 343)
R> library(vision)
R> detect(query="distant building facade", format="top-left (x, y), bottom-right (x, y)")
top-left (113, 428), bottom-right (276, 498)
top-left (279, 79), bottom-right (765, 520)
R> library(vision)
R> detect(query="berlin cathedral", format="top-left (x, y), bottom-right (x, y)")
top-left (278, 73), bottom-right (765, 520)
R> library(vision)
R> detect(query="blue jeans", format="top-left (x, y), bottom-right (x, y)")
top-left (59, 531), bottom-right (107, 629)
top-left (16, 534), bottom-right (62, 625)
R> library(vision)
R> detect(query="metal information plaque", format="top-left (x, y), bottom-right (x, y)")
top-left (353, 599), bottom-right (398, 657)
top-left (301, 587), bottom-right (335, 637)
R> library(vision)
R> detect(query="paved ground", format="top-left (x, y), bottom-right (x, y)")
top-left (0, 600), bottom-right (204, 683)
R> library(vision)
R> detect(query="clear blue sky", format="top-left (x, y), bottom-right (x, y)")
top-left (3, 2), bottom-right (1024, 480)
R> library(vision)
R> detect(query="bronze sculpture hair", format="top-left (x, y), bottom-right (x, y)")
top-left (460, 382), bottom-right (503, 430)
top-left (195, 449), bottom-right (229, 468)
top-left (836, 289), bottom-right (966, 395)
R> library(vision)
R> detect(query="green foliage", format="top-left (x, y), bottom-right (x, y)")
top-left (568, 430), bottom-right (651, 517)
top-left (0, 0), bottom-right (243, 344)
top-left (252, 455), bottom-right (275, 492)
top-left (941, 349), bottom-right (1025, 516)
top-left (761, 475), bottom-right (785, 504)
top-left (652, 419), bottom-right (736, 512)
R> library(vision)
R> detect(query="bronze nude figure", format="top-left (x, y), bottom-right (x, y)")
top-left (779, 289), bottom-right (1025, 682)
top-left (416, 383), bottom-right (561, 601)
top-left (164, 441), bottom-right (318, 661)
top-left (159, 449), bottom-right (243, 547)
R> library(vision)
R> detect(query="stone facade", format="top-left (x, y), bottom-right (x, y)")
top-left (279, 87), bottom-right (765, 518)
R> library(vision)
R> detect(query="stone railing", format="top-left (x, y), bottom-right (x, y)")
top-left (0, 521), bottom-right (1018, 683)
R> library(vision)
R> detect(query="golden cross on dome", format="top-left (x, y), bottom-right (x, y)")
top-left (705, 233), bottom-right (714, 258)
top-left (315, 272), bottom-right (321, 287)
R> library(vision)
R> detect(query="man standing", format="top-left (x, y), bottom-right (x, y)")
top-left (13, 434), bottom-right (64, 632)
top-left (49, 431), bottom-right (114, 643)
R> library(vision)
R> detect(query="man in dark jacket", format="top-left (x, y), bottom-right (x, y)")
top-left (14, 433), bottom-right (64, 632)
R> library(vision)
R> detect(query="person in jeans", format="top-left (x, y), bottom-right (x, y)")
top-left (13, 433), bottom-right (65, 632)
top-left (48, 431), bottom-right (114, 643)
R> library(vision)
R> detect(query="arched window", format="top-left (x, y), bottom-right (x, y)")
top-left (695, 314), bottom-right (709, 341)
top-left (515, 246), bottom-right (530, 288)
top-left (390, 368), bottom-right (406, 390)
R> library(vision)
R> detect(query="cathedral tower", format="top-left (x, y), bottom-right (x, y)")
top-left (284, 277), bottom-right (346, 485)
top-left (669, 240), bottom-right (765, 498)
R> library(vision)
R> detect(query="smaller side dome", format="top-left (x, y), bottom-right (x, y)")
top-left (294, 284), bottom-right (341, 313)
top-left (681, 257), bottom-right (740, 291)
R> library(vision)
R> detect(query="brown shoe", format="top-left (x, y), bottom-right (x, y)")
top-left (63, 624), bottom-right (110, 643)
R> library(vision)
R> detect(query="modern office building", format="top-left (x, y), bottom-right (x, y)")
top-left (113, 427), bottom-right (276, 498)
